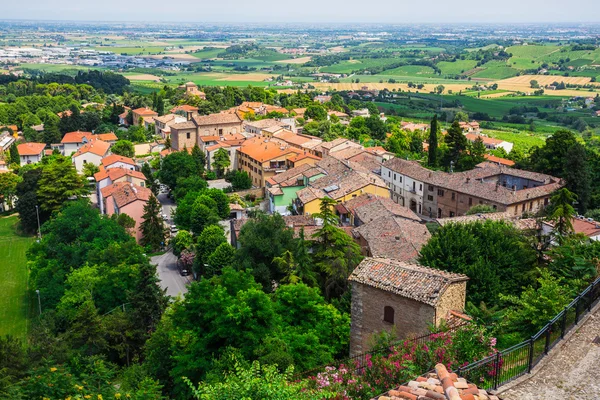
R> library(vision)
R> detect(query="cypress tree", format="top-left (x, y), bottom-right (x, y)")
top-left (428, 114), bottom-right (439, 167)
top-left (140, 195), bottom-right (165, 252)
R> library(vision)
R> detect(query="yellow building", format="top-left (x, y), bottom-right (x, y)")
top-left (295, 169), bottom-right (390, 215)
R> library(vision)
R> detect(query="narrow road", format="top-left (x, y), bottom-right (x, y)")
top-left (151, 251), bottom-right (190, 298)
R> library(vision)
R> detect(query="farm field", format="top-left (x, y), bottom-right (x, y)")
top-left (470, 61), bottom-right (520, 80)
top-left (438, 60), bottom-right (479, 75)
top-left (0, 215), bottom-right (35, 339)
top-left (384, 65), bottom-right (436, 77)
top-left (320, 57), bottom-right (402, 74)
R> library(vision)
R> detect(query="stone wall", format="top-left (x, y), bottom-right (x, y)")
top-left (350, 282), bottom-right (435, 357)
top-left (434, 281), bottom-right (467, 326)
top-left (171, 127), bottom-right (197, 151)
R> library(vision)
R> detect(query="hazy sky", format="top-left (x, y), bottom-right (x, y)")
top-left (4, 0), bottom-right (600, 23)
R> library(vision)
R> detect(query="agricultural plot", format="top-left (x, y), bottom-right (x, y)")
top-left (319, 57), bottom-right (401, 74)
top-left (383, 65), bottom-right (436, 77)
top-left (438, 60), bottom-right (479, 75)
top-left (470, 61), bottom-right (520, 80)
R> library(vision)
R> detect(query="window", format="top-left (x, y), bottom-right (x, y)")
top-left (399, 176), bottom-right (402, 183)
top-left (428, 185), bottom-right (434, 192)
top-left (450, 211), bottom-right (455, 217)
top-left (388, 171), bottom-right (391, 178)
top-left (438, 189), bottom-right (444, 197)
top-left (218, 129), bottom-right (223, 135)
top-left (522, 203), bottom-right (526, 212)
top-left (419, 184), bottom-right (422, 191)
top-left (451, 192), bottom-right (455, 201)
top-left (394, 173), bottom-right (397, 180)
top-left (469, 197), bottom-right (473, 206)
top-left (427, 195), bottom-right (433, 201)
top-left (412, 182), bottom-right (416, 191)
top-left (186, 132), bottom-right (190, 140)
top-left (438, 208), bottom-right (442, 218)
top-left (383, 306), bottom-right (394, 324)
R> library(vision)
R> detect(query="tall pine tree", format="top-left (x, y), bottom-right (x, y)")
top-left (428, 114), bottom-right (439, 167)
top-left (140, 195), bottom-right (165, 252)
top-left (563, 142), bottom-right (590, 213)
top-left (445, 119), bottom-right (467, 167)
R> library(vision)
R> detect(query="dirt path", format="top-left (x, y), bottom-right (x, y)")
top-left (500, 305), bottom-right (600, 400)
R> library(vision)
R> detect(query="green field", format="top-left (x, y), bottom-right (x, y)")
top-left (384, 65), bottom-right (436, 77)
top-left (471, 61), bottom-right (520, 80)
top-left (438, 60), bottom-right (479, 75)
top-left (320, 57), bottom-right (401, 74)
top-left (0, 215), bottom-right (34, 339)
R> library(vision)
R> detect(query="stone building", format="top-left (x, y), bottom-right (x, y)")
top-left (170, 112), bottom-right (243, 151)
top-left (382, 158), bottom-right (562, 219)
top-left (348, 257), bottom-right (468, 356)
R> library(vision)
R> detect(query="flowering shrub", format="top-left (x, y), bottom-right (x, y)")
top-left (305, 325), bottom-right (498, 399)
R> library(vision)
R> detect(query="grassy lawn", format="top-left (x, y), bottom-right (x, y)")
top-left (0, 215), bottom-right (35, 339)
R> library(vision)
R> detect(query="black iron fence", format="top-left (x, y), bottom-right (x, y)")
top-left (456, 275), bottom-right (600, 391)
top-left (295, 325), bottom-right (464, 380)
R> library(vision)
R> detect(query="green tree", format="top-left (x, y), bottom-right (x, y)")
top-left (563, 142), bottom-right (590, 213)
top-left (0, 172), bottom-right (21, 210)
top-left (547, 188), bottom-right (577, 239)
top-left (15, 168), bottom-right (45, 234)
top-left (419, 220), bottom-right (537, 306)
top-left (191, 144), bottom-right (206, 174)
top-left (159, 151), bottom-right (198, 189)
top-left (466, 204), bottom-right (496, 215)
top-left (428, 115), bottom-right (439, 167)
top-left (194, 225), bottom-right (226, 277)
top-left (501, 269), bottom-right (572, 339)
top-left (37, 155), bottom-right (87, 215)
top-left (82, 162), bottom-right (100, 177)
top-left (212, 148), bottom-right (231, 178)
top-left (140, 195), bottom-right (165, 252)
top-left (111, 140), bottom-right (135, 158)
top-left (189, 195), bottom-right (220, 235)
top-left (141, 162), bottom-right (159, 195)
top-left (365, 114), bottom-right (386, 141)
top-left (207, 242), bottom-right (236, 274)
top-left (527, 129), bottom-right (577, 178)
top-left (9, 143), bottom-right (20, 167)
top-left (172, 230), bottom-right (194, 257)
top-left (228, 170), bottom-right (252, 190)
top-left (114, 212), bottom-right (136, 235)
top-left (444, 120), bottom-right (467, 167)
top-left (304, 104), bottom-right (328, 121)
top-left (312, 198), bottom-right (363, 301)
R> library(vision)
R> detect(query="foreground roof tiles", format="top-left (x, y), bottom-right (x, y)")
top-left (101, 154), bottom-right (136, 167)
top-left (349, 257), bottom-right (468, 306)
top-left (378, 363), bottom-right (501, 400)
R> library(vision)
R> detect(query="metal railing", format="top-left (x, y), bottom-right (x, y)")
top-left (456, 276), bottom-right (600, 391)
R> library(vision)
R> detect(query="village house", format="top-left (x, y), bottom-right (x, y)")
top-left (336, 193), bottom-right (422, 226)
top-left (315, 137), bottom-right (363, 157)
top-left (54, 131), bottom-right (117, 156)
top-left (237, 137), bottom-right (305, 187)
top-left (170, 104), bottom-right (199, 118)
top-left (179, 82), bottom-right (206, 99)
top-left (400, 121), bottom-right (429, 132)
top-left (131, 107), bottom-right (158, 127)
top-left (459, 121), bottom-right (481, 133)
top-left (154, 114), bottom-right (187, 139)
top-left (101, 154), bottom-right (137, 171)
top-left (17, 142), bottom-right (46, 165)
top-left (72, 139), bottom-right (111, 173)
top-left (244, 119), bottom-right (293, 135)
top-left (101, 182), bottom-right (152, 242)
top-left (483, 154), bottom-right (515, 166)
top-left (95, 165), bottom-right (147, 213)
top-left (294, 167), bottom-right (389, 215)
top-left (0, 132), bottom-right (15, 152)
top-left (349, 257), bottom-right (469, 356)
top-left (314, 95), bottom-right (332, 104)
top-left (266, 163), bottom-right (326, 214)
top-left (170, 112), bottom-right (243, 151)
top-left (382, 158), bottom-right (562, 219)
top-left (118, 106), bottom-right (131, 126)
top-left (465, 133), bottom-right (513, 153)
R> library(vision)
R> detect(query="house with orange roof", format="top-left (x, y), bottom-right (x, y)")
top-left (237, 138), bottom-right (303, 187)
top-left (0, 132), bottom-right (16, 152)
top-left (55, 131), bottom-right (117, 155)
top-left (118, 106), bottom-right (131, 126)
top-left (483, 154), bottom-right (515, 167)
top-left (101, 154), bottom-right (136, 170)
top-left (95, 166), bottom-right (147, 213)
top-left (101, 182), bottom-right (153, 242)
top-left (465, 133), bottom-right (513, 153)
top-left (170, 104), bottom-right (199, 117)
top-left (131, 107), bottom-right (158, 127)
top-left (72, 140), bottom-right (111, 173)
top-left (17, 142), bottom-right (46, 165)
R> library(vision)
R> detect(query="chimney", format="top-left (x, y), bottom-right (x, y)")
top-left (466, 177), bottom-right (470, 183)
top-left (512, 185), bottom-right (517, 193)
top-left (186, 111), bottom-right (192, 121)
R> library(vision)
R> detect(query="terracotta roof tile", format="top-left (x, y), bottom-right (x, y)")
top-left (349, 257), bottom-right (468, 306)
top-left (17, 142), bottom-right (46, 156)
top-left (73, 140), bottom-right (110, 157)
top-left (61, 131), bottom-right (93, 144)
top-left (101, 154), bottom-right (136, 167)
top-left (192, 112), bottom-right (242, 126)
top-left (238, 138), bottom-right (301, 163)
top-left (104, 182), bottom-right (152, 208)
top-left (132, 107), bottom-right (158, 116)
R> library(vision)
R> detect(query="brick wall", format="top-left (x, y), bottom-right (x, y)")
top-left (350, 282), bottom-right (435, 357)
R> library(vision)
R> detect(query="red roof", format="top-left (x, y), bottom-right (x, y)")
top-left (132, 107), bottom-right (158, 116)
top-left (484, 154), bottom-right (515, 166)
top-left (73, 140), bottom-right (111, 157)
top-left (17, 142), bottom-right (46, 156)
top-left (101, 154), bottom-right (136, 167)
top-left (61, 131), bottom-right (93, 144)
top-left (170, 104), bottom-right (199, 113)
